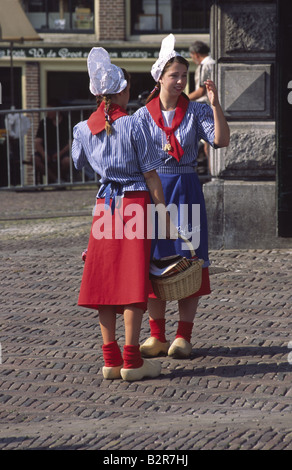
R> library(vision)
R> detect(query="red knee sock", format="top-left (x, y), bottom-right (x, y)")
top-left (102, 341), bottom-right (123, 367)
top-left (123, 345), bottom-right (143, 369)
top-left (175, 321), bottom-right (193, 343)
top-left (149, 318), bottom-right (167, 343)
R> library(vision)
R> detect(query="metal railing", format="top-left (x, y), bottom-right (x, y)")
top-left (0, 105), bottom-right (98, 190)
top-left (0, 103), bottom-right (211, 191)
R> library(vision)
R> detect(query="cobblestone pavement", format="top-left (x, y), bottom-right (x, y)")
top-left (0, 188), bottom-right (292, 451)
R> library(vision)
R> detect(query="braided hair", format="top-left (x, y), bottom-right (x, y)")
top-left (104, 95), bottom-right (113, 136)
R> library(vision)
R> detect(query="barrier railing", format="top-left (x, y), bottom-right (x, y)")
top-left (0, 104), bottom-right (210, 191)
top-left (0, 105), bottom-right (97, 190)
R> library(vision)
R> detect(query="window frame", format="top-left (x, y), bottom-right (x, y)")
top-left (129, 0), bottom-right (211, 35)
top-left (23, 0), bottom-right (94, 34)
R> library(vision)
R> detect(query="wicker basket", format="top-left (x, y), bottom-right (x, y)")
top-left (150, 234), bottom-right (203, 301)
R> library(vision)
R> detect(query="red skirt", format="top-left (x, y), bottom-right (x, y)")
top-left (78, 191), bottom-right (152, 313)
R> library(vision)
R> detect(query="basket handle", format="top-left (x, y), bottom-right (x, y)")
top-left (178, 232), bottom-right (195, 257)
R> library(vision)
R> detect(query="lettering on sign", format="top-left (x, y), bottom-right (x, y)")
top-left (0, 46), bottom-right (190, 60)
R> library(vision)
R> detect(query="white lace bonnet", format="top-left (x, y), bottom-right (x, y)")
top-left (87, 47), bottom-right (127, 96)
top-left (151, 34), bottom-right (181, 82)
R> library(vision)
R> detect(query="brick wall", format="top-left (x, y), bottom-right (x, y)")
top-left (24, 62), bottom-right (40, 184)
top-left (99, 0), bottom-right (125, 40)
top-left (26, 62), bottom-right (40, 110)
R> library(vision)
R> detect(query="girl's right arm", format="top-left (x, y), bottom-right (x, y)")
top-left (71, 125), bottom-right (87, 170)
top-left (205, 80), bottom-right (230, 148)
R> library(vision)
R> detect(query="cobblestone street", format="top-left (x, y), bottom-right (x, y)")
top-left (0, 189), bottom-right (292, 451)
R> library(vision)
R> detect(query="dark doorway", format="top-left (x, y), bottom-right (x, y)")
top-left (0, 67), bottom-right (22, 187)
top-left (0, 67), bottom-right (22, 110)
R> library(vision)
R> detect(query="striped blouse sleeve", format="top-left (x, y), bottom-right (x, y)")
top-left (131, 114), bottom-right (162, 173)
top-left (71, 123), bottom-right (88, 170)
top-left (196, 103), bottom-right (215, 147)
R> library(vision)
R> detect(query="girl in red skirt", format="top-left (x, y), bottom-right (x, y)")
top-left (72, 47), bottom-right (171, 381)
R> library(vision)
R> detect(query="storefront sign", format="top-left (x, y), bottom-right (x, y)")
top-left (0, 46), bottom-right (190, 60)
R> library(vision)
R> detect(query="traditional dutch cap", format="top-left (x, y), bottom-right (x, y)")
top-left (151, 34), bottom-right (181, 82)
top-left (87, 47), bottom-right (127, 96)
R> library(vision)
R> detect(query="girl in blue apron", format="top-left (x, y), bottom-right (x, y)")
top-left (134, 34), bottom-right (230, 359)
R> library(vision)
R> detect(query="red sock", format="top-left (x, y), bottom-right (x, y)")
top-left (149, 318), bottom-right (167, 343)
top-left (175, 321), bottom-right (193, 343)
top-left (123, 345), bottom-right (143, 369)
top-left (102, 341), bottom-right (123, 367)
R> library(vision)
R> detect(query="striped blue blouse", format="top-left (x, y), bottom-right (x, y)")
top-left (72, 113), bottom-right (162, 198)
top-left (133, 101), bottom-right (215, 173)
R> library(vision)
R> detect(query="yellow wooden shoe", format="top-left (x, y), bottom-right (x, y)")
top-left (120, 358), bottom-right (161, 381)
top-left (102, 364), bottom-right (123, 379)
top-left (140, 337), bottom-right (170, 357)
top-left (168, 338), bottom-right (192, 358)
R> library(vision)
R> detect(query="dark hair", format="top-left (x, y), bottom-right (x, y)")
top-left (121, 68), bottom-right (131, 85)
top-left (146, 56), bottom-right (189, 104)
top-left (97, 68), bottom-right (130, 136)
top-left (189, 41), bottom-right (210, 56)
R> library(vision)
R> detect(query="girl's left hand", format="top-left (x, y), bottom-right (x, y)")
top-left (204, 79), bottom-right (219, 107)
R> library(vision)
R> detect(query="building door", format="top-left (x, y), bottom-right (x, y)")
top-left (0, 67), bottom-right (22, 187)
top-left (0, 67), bottom-right (22, 110)
top-left (277, 1), bottom-right (292, 236)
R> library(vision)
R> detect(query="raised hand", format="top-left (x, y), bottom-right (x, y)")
top-left (204, 79), bottom-right (219, 107)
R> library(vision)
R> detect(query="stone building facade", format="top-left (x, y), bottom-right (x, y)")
top-left (204, 0), bottom-right (292, 248)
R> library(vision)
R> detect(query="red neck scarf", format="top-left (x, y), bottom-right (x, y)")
top-left (87, 101), bottom-right (128, 135)
top-left (146, 94), bottom-right (189, 162)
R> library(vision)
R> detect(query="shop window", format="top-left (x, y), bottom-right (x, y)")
top-left (22, 0), bottom-right (94, 33)
top-left (131, 0), bottom-right (212, 34)
top-left (47, 71), bottom-right (94, 107)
